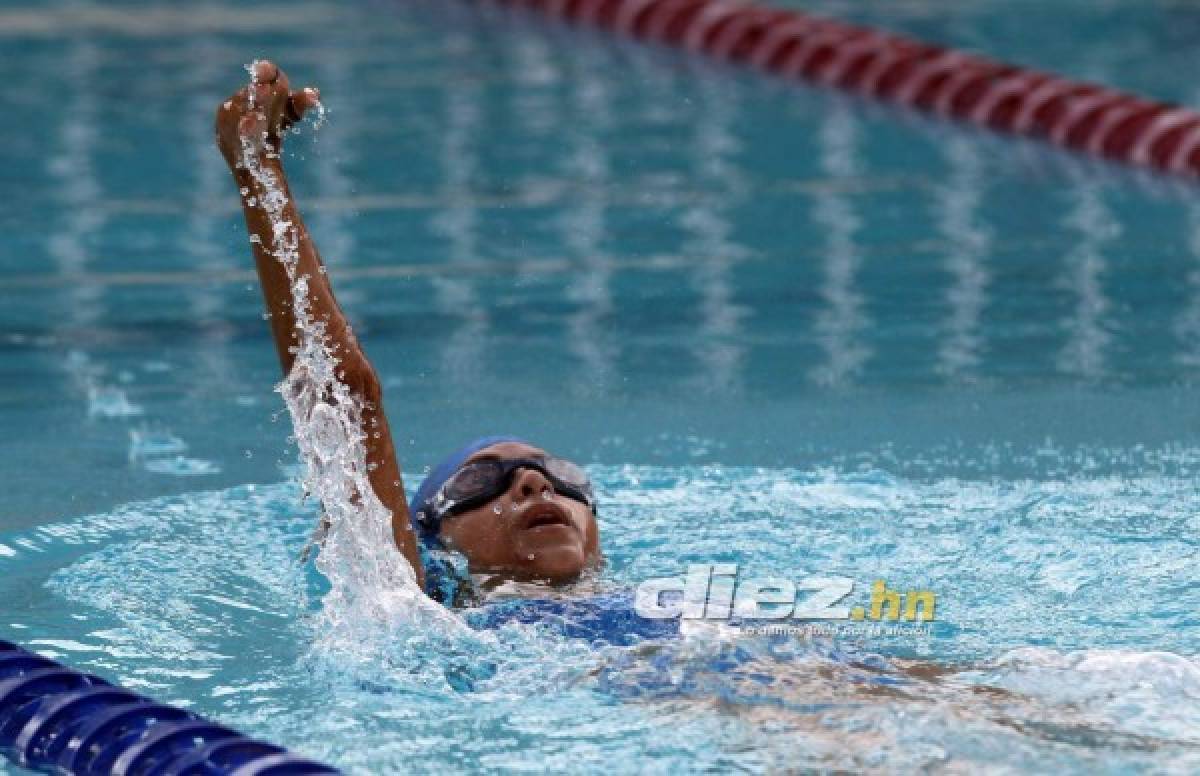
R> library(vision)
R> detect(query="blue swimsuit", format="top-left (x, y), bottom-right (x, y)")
top-left (467, 591), bottom-right (910, 707)
top-left (466, 591), bottom-right (680, 646)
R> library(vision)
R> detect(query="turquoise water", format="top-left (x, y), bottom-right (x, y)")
top-left (4, 471), bottom-right (1198, 771)
top-left (2, 0), bottom-right (1200, 772)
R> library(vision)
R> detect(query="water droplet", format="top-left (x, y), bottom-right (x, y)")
top-left (239, 187), bottom-right (249, 196)
top-left (249, 234), bottom-right (262, 244)
top-left (262, 312), bottom-right (271, 320)
top-left (526, 554), bottom-right (536, 561)
top-left (244, 450), bottom-right (253, 459)
top-left (541, 489), bottom-right (553, 500)
top-left (492, 504), bottom-right (503, 515)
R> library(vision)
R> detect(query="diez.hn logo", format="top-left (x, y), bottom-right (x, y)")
top-left (634, 564), bottom-right (936, 622)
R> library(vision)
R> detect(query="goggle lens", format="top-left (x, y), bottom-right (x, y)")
top-left (444, 460), bottom-right (503, 502)
top-left (435, 456), bottom-right (593, 521)
top-left (545, 457), bottom-right (588, 488)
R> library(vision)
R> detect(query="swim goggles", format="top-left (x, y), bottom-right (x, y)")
top-left (429, 456), bottom-right (596, 523)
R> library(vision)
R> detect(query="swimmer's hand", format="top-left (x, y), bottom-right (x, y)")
top-left (215, 60), bottom-right (320, 170)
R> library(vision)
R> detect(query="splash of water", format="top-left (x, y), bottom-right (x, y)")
top-left (309, 100), bottom-right (328, 133)
top-left (237, 63), bottom-right (459, 655)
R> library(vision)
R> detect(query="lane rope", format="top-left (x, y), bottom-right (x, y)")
top-left (0, 640), bottom-right (338, 776)
top-left (493, 0), bottom-right (1200, 176)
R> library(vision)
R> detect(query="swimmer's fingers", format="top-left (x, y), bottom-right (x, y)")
top-left (234, 85), bottom-right (270, 158)
top-left (218, 61), bottom-right (308, 165)
top-left (250, 59), bottom-right (294, 138)
top-left (216, 86), bottom-right (266, 166)
top-left (237, 112), bottom-right (267, 157)
top-left (281, 87), bottom-right (321, 132)
top-left (251, 59), bottom-right (280, 86)
top-left (249, 59), bottom-right (286, 107)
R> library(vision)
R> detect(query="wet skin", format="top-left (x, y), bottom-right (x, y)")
top-left (436, 441), bottom-right (603, 583)
top-left (217, 61), bottom-right (599, 592)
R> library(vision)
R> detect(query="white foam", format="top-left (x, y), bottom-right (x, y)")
top-left (86, 384), bottom-right (143, 419)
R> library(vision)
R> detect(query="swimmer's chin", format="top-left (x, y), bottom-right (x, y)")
top-left (514, 530), bottom-right (592, 581)
top-left (478, 545), bottom-right (596, 584)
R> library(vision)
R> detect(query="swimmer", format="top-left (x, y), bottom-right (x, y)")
top-left (211, 64), bottom-right (1191, 758)
top-left (216, 61), bottom-right (601, 598)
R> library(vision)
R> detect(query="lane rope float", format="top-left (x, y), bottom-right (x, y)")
top-left (0, 640), bottom-right (338, 776)
top-left (492, 0), bottom-right (1200, 176)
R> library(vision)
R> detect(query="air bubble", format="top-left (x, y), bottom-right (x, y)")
top-left (526, 554), bottom-right (536, 561)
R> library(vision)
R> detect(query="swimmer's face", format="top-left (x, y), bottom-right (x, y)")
top-left (436, 442), bottom-right (602, 583)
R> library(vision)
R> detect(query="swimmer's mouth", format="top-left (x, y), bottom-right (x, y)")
top-left (518, 503), bottom-right (573, 531)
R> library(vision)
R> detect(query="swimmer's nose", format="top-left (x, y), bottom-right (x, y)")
top-left (511, 466), bottom-right (553, 502)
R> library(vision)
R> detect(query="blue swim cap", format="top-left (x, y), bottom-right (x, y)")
top-left (410, 435), bottom-right (528, 604)
top-left (409, 435), bottom-right (528, 548)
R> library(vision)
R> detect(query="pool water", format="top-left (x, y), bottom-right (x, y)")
top-left (2, 0), bottom-right (1200, 772)
top-left (4, 470), bottom-right (1199, 772)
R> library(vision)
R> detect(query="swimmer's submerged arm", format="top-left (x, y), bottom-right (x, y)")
top-left (215, 61), bottom-right (425, 587)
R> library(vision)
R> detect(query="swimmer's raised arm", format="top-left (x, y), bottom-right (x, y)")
top-left (215, 61), bottom-right (424, 587)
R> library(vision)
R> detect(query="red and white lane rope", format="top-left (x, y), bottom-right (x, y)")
top-left (493, 0), bottom-right (1200, 176)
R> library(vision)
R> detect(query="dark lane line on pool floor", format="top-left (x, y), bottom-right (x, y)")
top-left (0, 236), bottom-right (1070, 290)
